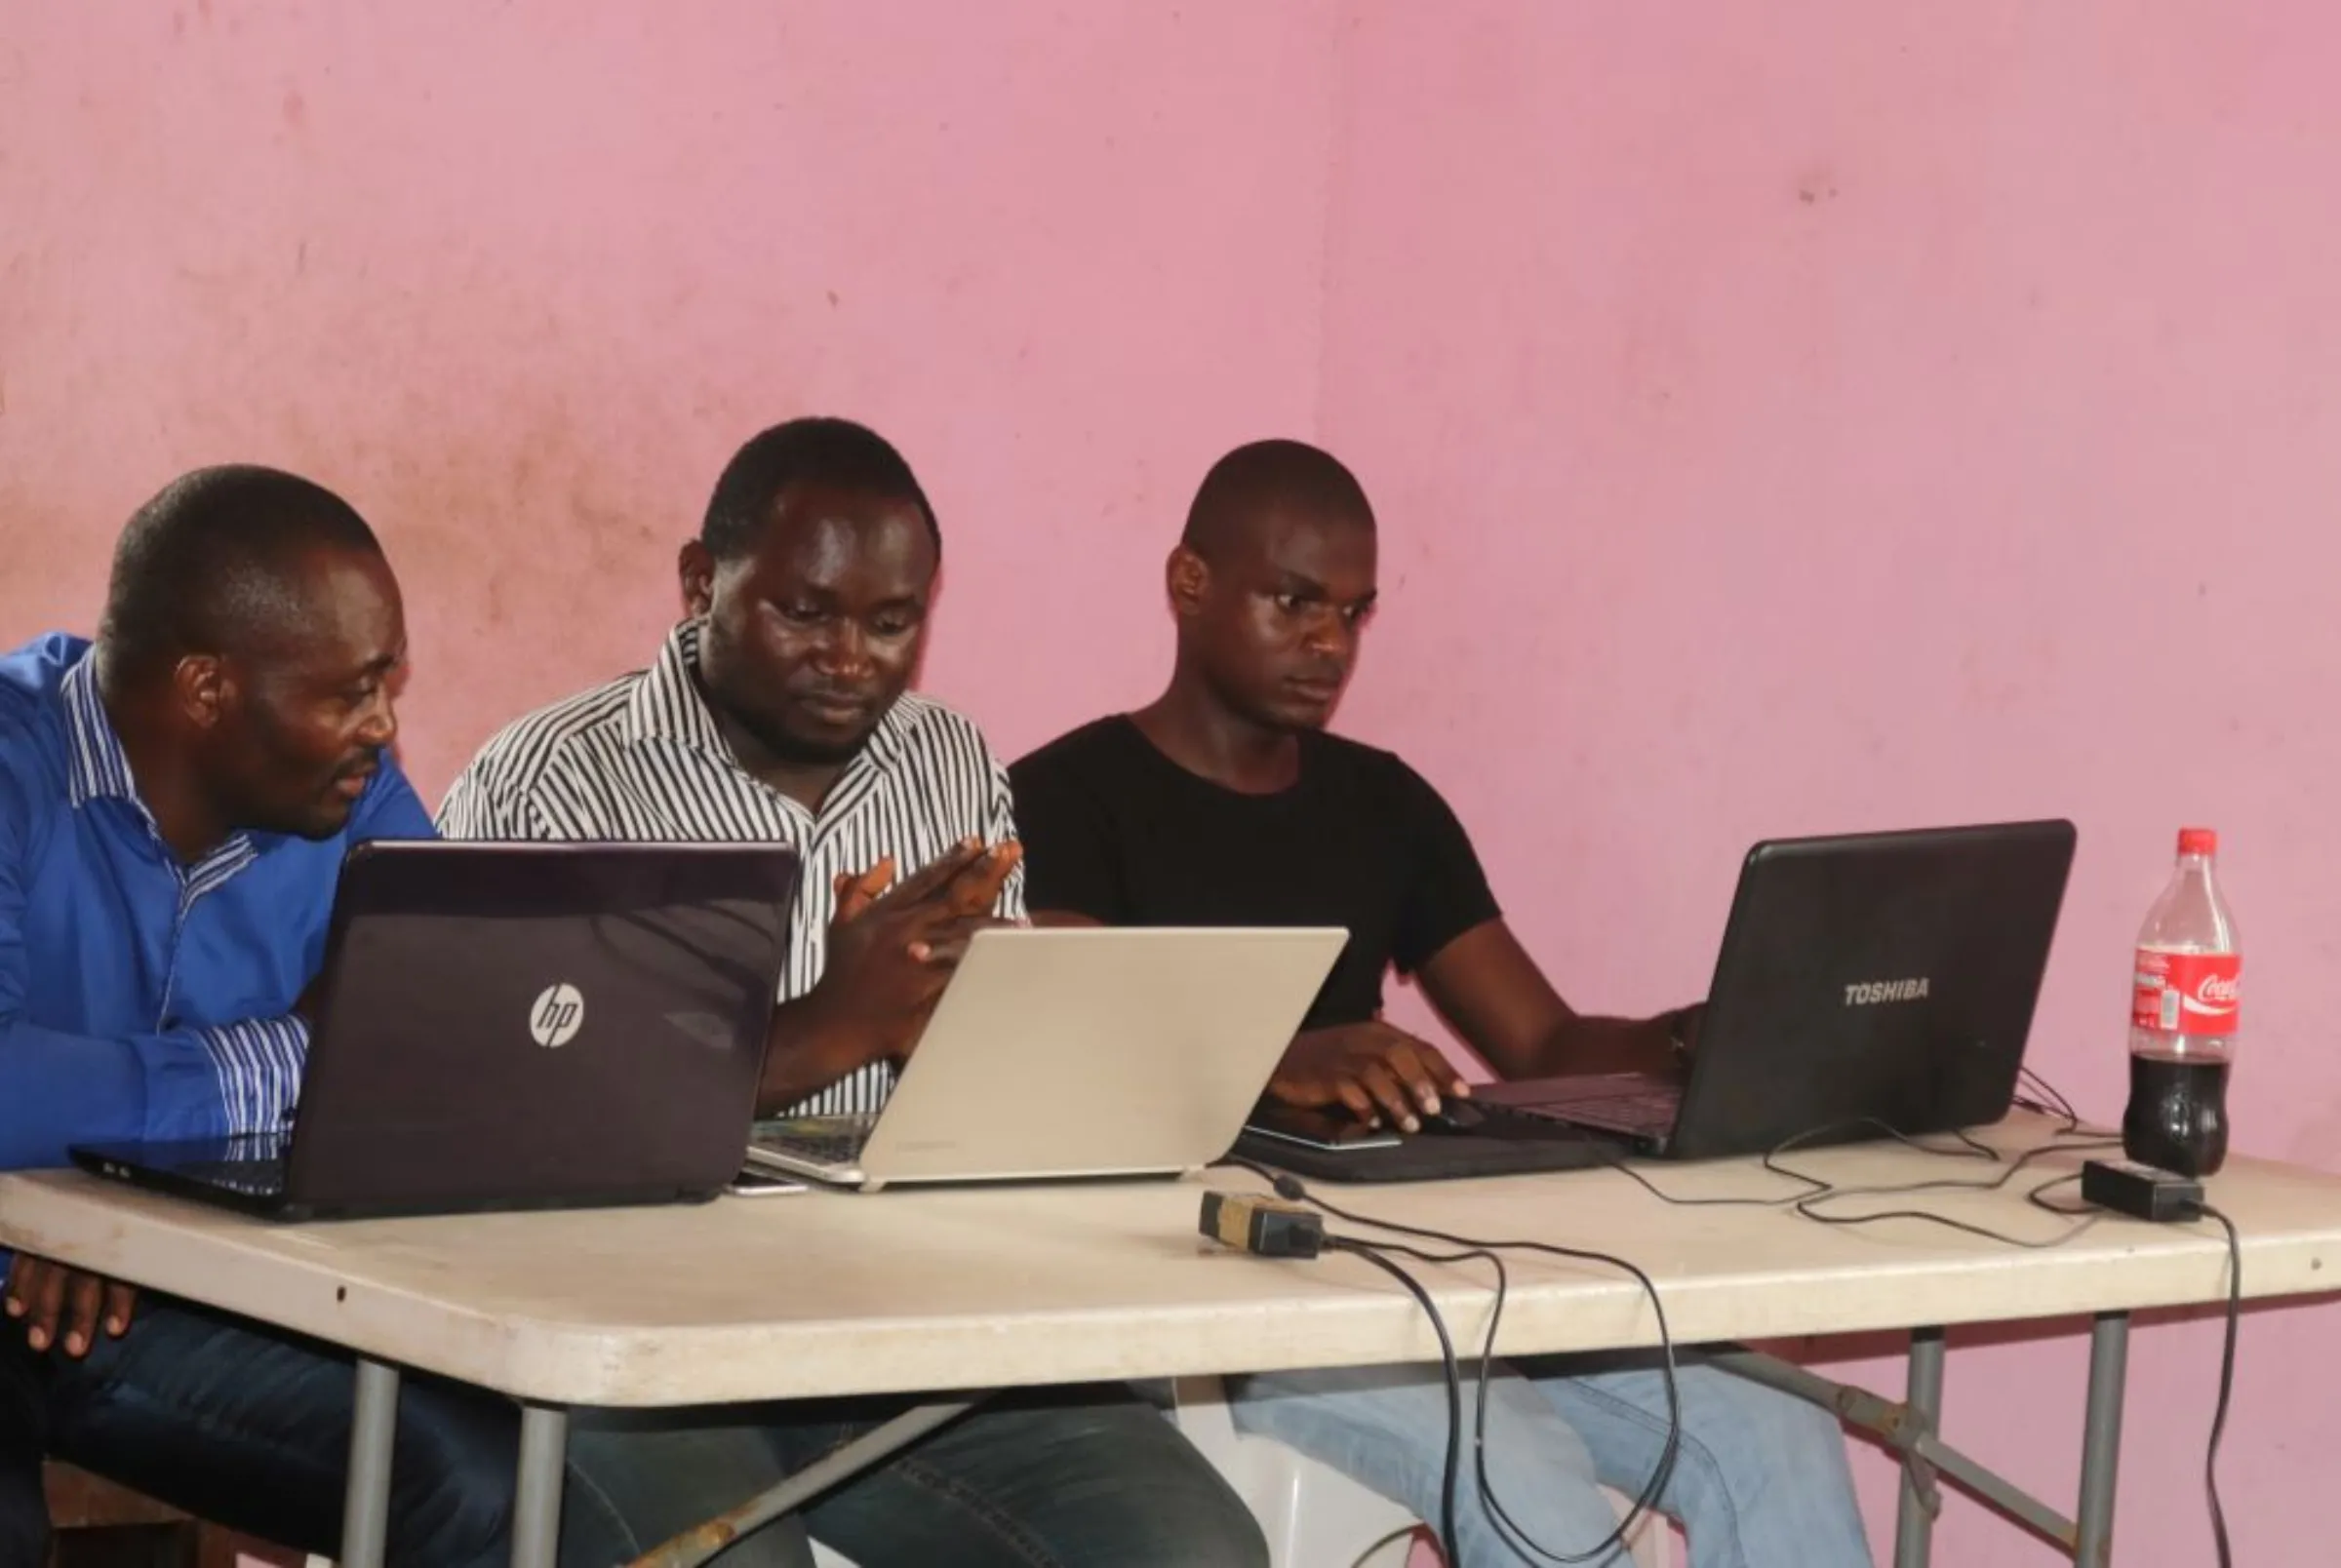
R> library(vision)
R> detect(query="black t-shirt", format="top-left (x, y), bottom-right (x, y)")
top-left (1008, 717), bottom-right (1501, 1030)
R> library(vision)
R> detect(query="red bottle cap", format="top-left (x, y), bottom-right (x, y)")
top-left (2178, 827), bottom-right (2218, 856)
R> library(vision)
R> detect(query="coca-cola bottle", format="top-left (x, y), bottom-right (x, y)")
top-left (2123, 827), bottom-right (2241, 1176)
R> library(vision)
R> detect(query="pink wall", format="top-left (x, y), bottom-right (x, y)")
top-left (0, 0), bottom-right (1339, 789)
top-left (5, 2), bottom-right (2337, 1562)
top-left (1326, 5), bottom-right (2341, 1562)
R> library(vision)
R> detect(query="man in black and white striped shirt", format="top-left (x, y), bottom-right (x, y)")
top-left (438, 623), bottom-right (1019, 1118)
top-left (439, 424), bottom-right (1025, 1119)
top-left (438, 417), bottom-right (1266, 1568)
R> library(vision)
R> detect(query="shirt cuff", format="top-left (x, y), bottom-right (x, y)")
top-left (195, 1015), bottom-right (312, 1139)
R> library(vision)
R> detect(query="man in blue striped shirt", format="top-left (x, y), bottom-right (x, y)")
top-left (0, 467), bottom-right (532, 1565)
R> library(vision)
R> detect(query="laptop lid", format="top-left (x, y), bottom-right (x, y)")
top-left (1663, 818), bottom-right (2077, 1161)
top-left (824, 925), bottom-right (1345, 1191)
top-left (281, 840), bottom-right (800, 1213)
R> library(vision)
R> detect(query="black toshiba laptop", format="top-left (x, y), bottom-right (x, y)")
top-left (1235, 818), bottom-right (2077, 1178)
top-left (72, 841), bottom-right (800, 1221)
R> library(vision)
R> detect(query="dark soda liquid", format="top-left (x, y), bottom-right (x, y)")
top-left (2122, 1050), bottom-right (2231, 1177)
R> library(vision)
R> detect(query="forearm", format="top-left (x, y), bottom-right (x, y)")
top-left (1523, 1010), bottom-right (1686, 1080)
top-left (753, 995), bottom-right (874, 1117)
top-left (0, 1026), bottom-right (154, 1168)
top-left (0, 1015), bottom-right (303, 1168)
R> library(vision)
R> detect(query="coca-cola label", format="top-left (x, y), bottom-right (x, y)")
top-left (2132, 948), bottom-right (2242, 1036)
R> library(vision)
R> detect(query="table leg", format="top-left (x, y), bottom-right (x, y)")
top-left (2074, 1312), bottom-right (2129, 1565)
top-left (339, 1358), bottom-right (401, 1568)
top-left (511, 1403), bottom-right (571, 1568)
top-left (1893, 1326), bottom-right (1946, 1568)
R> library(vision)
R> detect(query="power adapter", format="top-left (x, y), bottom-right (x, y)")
top-left (1199, 1190), bottom-right (1325, 1258)
top-left (2082, 1158), bottom-right (2205, 1223)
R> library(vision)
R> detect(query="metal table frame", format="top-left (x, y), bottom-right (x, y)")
top-left (1713, 1315), bottom-right (2131, 1568)
top-left (334, 1316), bottom-right (2133, 1568)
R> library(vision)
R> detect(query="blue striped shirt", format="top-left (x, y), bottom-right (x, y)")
top-left (0, 633), bottom-right (434, 1171)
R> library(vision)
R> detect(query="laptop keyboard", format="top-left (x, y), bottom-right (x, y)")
top-left (752, 1114), bottom-right (878, 1168)
top-left (1521, 1088), bottom-right (1682, 1135)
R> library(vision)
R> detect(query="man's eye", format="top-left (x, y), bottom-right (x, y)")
top-left (1274, 594), bottom-right (1306, 613)
top-left (780, 603), bottom-right (825, 624)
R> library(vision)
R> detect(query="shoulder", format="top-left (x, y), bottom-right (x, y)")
top-left (0, 635), bottom-right (83, 827)
top-left (881, 692), bottom-right (1010, 777)
top-left (1307, 730), bottom-right (1459, 817)
top-left (1008, 716), bottom-right (1137, 792)
top-left (0, 633), bottom-right (83, 725)
top-left (1304, 727), bottom-right (1418, 787)
top-left (453, 669), bottom-right (642, 800)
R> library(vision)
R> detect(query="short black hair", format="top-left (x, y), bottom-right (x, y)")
top-left (700, 416), bottom-right (940, 563)
top-left (1181, 438), bottom-right (1374, 560)
top-left (99, 464), bottom-right (384, 677)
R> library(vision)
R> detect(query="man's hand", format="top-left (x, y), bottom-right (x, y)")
top-left (823, 839), bottom-right (1021, 1057)
top-left (761, 840), bottom-right (1022, 1105)
top-left (1268, 1022), bottom-right (1471, 1133)
top-left (1668, 1002), bottom-right (1705, 1065)
top-left (3, 1255), bottom-right (135, 1357)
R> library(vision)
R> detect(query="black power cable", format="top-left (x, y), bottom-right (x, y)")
top-left (1231, 1069), bottom-right (2238, 1564)
top-left (2199, 1203), bottom-right (2242, 1568)
top-left (1322, 1236), bottom-right (1468, 1567)
top-left (1235, 1160), bottom-right (1682, 1565)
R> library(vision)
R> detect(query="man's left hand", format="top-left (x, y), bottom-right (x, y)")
top-left (3, 1254), bottom-right (136, 1357)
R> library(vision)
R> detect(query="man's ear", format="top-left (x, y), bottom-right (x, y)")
top-left (172, 654), bottom-right (230, 732)
top-left (678, 540), bottom-right (716, 619)
top-left (1166, 546), bottom-right (1210, 620)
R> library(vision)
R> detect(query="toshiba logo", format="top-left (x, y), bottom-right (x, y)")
top-left (1845, 978), bottom-right (1930, 1006)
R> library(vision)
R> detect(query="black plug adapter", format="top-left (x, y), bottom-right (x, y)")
top-left (2082, 1158), bottom-right (2205, 1223)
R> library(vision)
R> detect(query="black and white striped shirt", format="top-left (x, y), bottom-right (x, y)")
top-left (436, 619), bottom-right (1025, 1115)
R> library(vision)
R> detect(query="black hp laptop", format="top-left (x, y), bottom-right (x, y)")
top-left (72, 841), bottom-right (800, 1220)
top-left (1237, 818), bottom-right (2076, 1177)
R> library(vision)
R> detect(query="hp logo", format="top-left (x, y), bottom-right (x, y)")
top-left (529, 983), bottom-right (585, 1048)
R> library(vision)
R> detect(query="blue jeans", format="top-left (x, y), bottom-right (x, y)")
top-left (1229, 1351), bottom-right (1873, 1568)
top-left (0, 1298), bottom-right (813, 1568)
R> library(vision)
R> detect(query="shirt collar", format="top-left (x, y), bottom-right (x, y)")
top-left (620, 618), bottom-right (913, 775)
top-left (620, 620), bottom-right (733, 754)
top-left (60, 646), bottom-right (259, 883)
top-left (60, 648), bottom-right (139, 806)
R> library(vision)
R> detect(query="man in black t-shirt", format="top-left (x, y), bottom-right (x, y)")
top-left (1011, 440), bottom-right (1872, 1567)
top-left (1012, 442), bottom-right (1689, 1134)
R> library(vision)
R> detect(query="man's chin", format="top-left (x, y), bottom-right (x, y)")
top-left (776, 730), bottom-right (874, 767)
top-left (1251, 694), bottom-right (1338, 732)
top-left (751, 712), bottom-right (883, 768)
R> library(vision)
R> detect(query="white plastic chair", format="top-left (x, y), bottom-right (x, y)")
top-left (797, 1376), bottom-right (1678, 1568)
top-left (1170, 1374), bottom-right (1675, 1568)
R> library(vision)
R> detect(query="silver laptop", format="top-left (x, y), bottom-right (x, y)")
top-left (746, 925), bottom-right (1347, 1192)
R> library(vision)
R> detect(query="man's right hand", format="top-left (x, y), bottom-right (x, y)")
top-left (1268, 1022), bottom-right (1471, 1133)
top-left (764, 840), bottom-right (1022, 1103)
top-left (3, 1254), bottom-right (135, 1357)
top-left (822, 839), bottom-right (1021, 1057)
